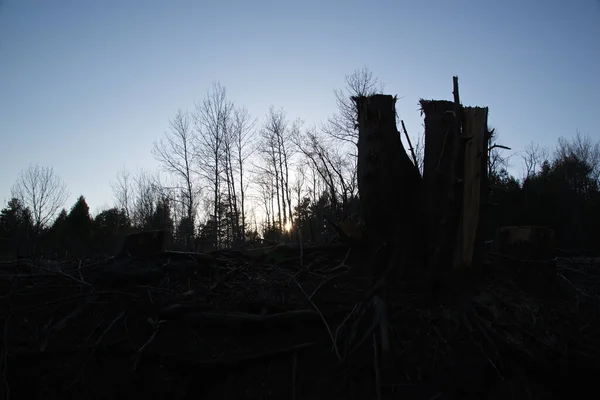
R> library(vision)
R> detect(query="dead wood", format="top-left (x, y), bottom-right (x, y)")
top-left (353, 94), bottom-right (423, 281)
top-left (0, 248), bottom-right (599, 399)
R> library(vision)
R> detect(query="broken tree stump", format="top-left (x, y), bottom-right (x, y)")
top-left (494, 226), bottom-right (556, 261)
top-left (421, 99), bottom-right (462, 275)
top-left (421, 90), bottom-right (490, 275)
top-left (118, 230), bottom-right (166, 258)
top-left (354, 94), bottom-right (423, 279)
top-left (459, 107), bottom-right (490, 269)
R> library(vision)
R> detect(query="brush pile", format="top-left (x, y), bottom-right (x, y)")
top-left (0, 245), bottom-right (599, 399)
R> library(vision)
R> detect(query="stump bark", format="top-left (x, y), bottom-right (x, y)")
top-left (421, 100), bottom-right (462, 275)
top-left (421, 99), bottom-right (490, 275)
top-left (354, 95), bottom-right (423, 279)
top-left (494, 226), bottom-right (556, 261)
top-left (119, 230), bottom-right (166, 258)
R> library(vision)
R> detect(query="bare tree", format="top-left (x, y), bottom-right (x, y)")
top-left (294, 126), bottom-right (358, 218)
top-left (258, 107), bottom-right (296, 231)
top-left (326, 67), bottom-right (384, 146)
top-left (152, 110), bottom-right (199, 248)
top-left (131, 170), bottom-right (158, 228)
top-left (258, 134), bottom-right (281, 230)
top-left (194, 82), bottom-right (234, 248)
top-left (231, 106), bottom-right (256, 240)
top-left (110, 168), bottom-right (134, 220)
top-left (292, 163), bottom-right (306, 211)
top-left (317, 67), bottom-right (385, 209)
top-left (11, 164), bottom-right (69, 231)
top-left (556, 132), bottom-right (600, 182)
top-left (487, 129), bottom-right (513, 181)
top-left (522, 141), bottom-right (549, 180)
top-left (127, 169), bottom-right (174, 231)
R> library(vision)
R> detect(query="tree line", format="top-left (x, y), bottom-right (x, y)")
top-left (1, 69), bottom-right (599, 258)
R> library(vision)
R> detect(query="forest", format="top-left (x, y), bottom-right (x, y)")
top-left (1, 70), bottom-right (599, 399)
top-left (1, 68), bottom-right (599, 259)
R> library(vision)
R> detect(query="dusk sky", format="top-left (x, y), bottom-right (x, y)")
top-left (1, 0), bottom-right (599, 216)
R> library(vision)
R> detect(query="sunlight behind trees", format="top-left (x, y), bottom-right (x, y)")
top-left (1, 70), bottom-right (599, 256)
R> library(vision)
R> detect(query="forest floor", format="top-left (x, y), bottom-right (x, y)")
top-left (0, 244), bottom-right (599, 399)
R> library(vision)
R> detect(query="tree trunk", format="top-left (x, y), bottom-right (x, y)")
top-left (420, 100), bottom-right (462, 276)
top-left (354, 94), bottom-right (423, 280)
top-left (459, 107), bottom-right (489, 268)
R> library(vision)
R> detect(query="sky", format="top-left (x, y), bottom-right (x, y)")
top-left (1, 0), bottom-right (599, 217)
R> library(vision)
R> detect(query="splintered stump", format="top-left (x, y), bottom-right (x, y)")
top-left (494, 226), bottom-right (556, 261)
top-left (494, 225), bottom-right (559, 297)
top-left (119, 230), bottom-right (166, 258)
top-left (460, 107), bottom-right (489, 269)
top-left (421, 100), bottom-right (461, 275)
top-left (354, 94), bottom-right (422, 279)
top-left (421, 99), bottom-right (489, 274)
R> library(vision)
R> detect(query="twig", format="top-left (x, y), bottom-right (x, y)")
top-left (28, 263), bottom-right (91, 287)
top-left (2, 314), bottom-right (10, 400)
top-left (11, 291), bottom-right (139, 313)
top-left (374, 333), bottom-right (382, 400)
top-left (452, 76), bottom-right (461, 108)
top-left (133, 328), bottom-right (161, 371)
top-left (559, 273), bottom-right (595, 299)
top-left (401, 120), bottom-right (419, 169)
top-left (309, 279), bottom-right (329, 301)
top-left (488, 144), bottom-right (511, 151)
top-left (348, 303), bottom-right (381, 358)
top-left (375, 296), bottom-right (390, 353)
top-left (334, 303), bottom-right (358, 347)
top-left (487, 252), bottom-right (557, 264)
top-left (70, 310), bottom-right (126, 387)
top-left (292, 349), bottom-right (298, 400)
top-left (77, 259), bottom-right (87, 287)
top-left (293, 279), bottom-right (341, 360)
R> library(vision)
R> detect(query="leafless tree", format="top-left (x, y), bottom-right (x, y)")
top-left (220, 105), bottom-right (256, 246)
top-left (131, 170), bottom-right (158, 228)
top-left (522, 141), bottom-right (549, 180)
top-left (194, 82), bottom-right (234, 248)
top-left (294, 127), bottom-right (358, 218)
top-left (257, 136), bottom-right (281, 230)
top-left (258, 107), bottom-right (296, 231)
top-left (110, 168), bottom-right (134, 220)
top-left (555, 132), bottom-right (600, 182)
top-left (292, 164), bottom-right (306, 211)
top-left (152, 110), bottom-right (199, 248)
top-left (230, 106), bottom-right (256, 240)
top-left (11, 164), bottom-right (69, 231)
top-left (487, 129), bottom-right (514, 182)
top-left (256, 172), bottom-right (276, 230)
top-left (325, 67), bottom-right (384, 146)
top-left (318, 67), bottom-right (385, 206)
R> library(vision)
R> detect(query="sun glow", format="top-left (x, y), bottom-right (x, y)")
top-left (284, 221), bottom-right (293, 232)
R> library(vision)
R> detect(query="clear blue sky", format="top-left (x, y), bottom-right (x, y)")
top-left (1, 0), bottom-right (599, 214)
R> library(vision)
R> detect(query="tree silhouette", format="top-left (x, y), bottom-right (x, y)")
top-left (11, 164), bottom-right (69, 233)
top-left (66, 196), bottom-right (93, 257)
top-left (152, 110), bottom-right (200, 249)
top-left (94, 207), bottom-right (130, 255)
top-left (47, 208), bottom-right (68, 257)
top-left (0, 198), bottom-right (33, 257)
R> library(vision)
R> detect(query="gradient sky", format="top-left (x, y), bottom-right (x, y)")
top-left (1, 0), bottom-right (599, 216)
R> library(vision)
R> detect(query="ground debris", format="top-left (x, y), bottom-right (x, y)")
top-left (0, 249), bottom-right (599, 399)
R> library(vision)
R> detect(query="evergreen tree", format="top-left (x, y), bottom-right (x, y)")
top-left (66, 196), bottom-right (93, 256)
top-left (0, 198), bottom-right (34, 257)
